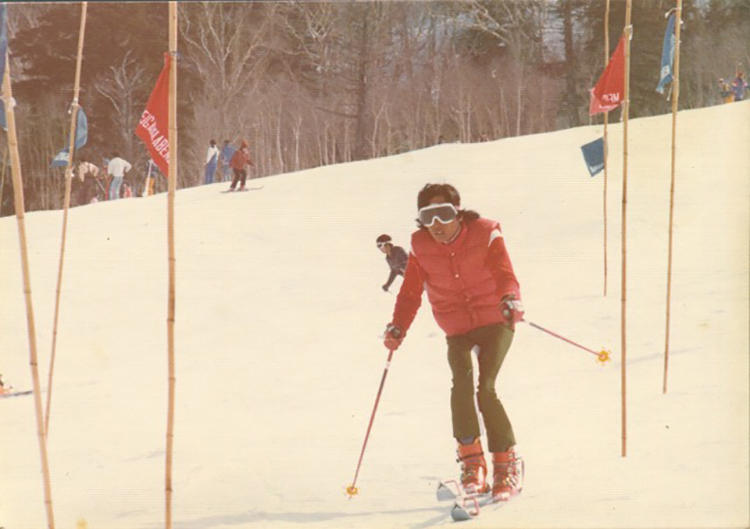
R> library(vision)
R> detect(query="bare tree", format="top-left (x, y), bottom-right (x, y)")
top-left (94, 50), bottom-right (147, 159)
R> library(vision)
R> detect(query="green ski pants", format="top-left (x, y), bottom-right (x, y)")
top-left (446, 323), bottom-right (516, 453)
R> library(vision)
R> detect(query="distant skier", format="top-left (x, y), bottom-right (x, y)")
top-left (227, 140), bottom-right (253, 192)
top-left (376, 234), bottom-right (407, 292)
top-left (731, 72), bottom-right (747, 101)
top-left (382, 183), bottom-right (524, 501)
top-left (718, 78), bottom-right (734, 104)
top-left (220, 140), bottom-right (236, 182)
top-left (107, 152), bottom-right (132, 200)
top-left (204, 139), bottom-right (220, 184)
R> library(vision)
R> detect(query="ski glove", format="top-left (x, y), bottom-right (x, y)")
top-left (501, 295), bottom-right (525, 324)
top-left (384, 323), bottom-right (404, 350)
top-left (382, 284), bottom-right (389, 292)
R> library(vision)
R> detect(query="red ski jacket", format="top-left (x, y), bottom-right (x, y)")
top-left (392, 217), bottom-right (520, 337)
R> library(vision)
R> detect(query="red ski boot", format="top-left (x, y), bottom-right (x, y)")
top-left (457, 438), bottom-right (490, 495)
top-left (492, 447), bottom-right (524, 501)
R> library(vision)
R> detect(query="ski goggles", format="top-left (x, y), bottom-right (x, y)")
top-left (417, 202), bottom-right (458, 227)
top-left (376, 241), bottom-right (390, 249)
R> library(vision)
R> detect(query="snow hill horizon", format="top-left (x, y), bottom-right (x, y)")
top-left (1, 101), bottom-right (748, 529)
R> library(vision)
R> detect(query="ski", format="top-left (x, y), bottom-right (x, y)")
top-left (221, 185), bottom-right (263, 193)
top-left (436, 479), bottom-right (510, 522)
top-left (0, 390), bottom-right (33, 399)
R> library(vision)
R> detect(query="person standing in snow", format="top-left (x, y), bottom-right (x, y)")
top-left (107, 152), bottom-right (132, 200)
top-left (718, 78), bottom-right (734, 104)
top-left (227, 140), bottom-right (253, 191)
top-left (376, 234), bottom-right (408, 292)
top-left (383, 183), bottom-right (524, 501)
top-left (220, 139), bottom-right (236, 182)
top-left (204, 139), bottom-right (220, 184)
top-left (731, 72), bottom-right (747, 102)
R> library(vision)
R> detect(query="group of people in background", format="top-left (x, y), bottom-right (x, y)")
top-left (203, 138), bottom-right (254, 192)
top-left (69, 153), bottom-right (164, 207)
top-left (67, 136), bottom-right (255, 208)
top-left (718, 72), bottom-right (747, 103)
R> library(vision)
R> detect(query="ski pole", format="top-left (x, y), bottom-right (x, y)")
top-left (346, 345), bottom-right (396, 498)
top-left (523, 320), bottom-right (611, 364)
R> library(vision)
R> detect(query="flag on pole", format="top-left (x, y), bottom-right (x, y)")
top-left (50, 107), bottom-right (88, 167)
top-left (0, 3), bottom-right (7, 132)
top-left (0, 3), bottom-right (7, 84)
top-left (75, 106), bottom-right (88, 149)
top-left (589, 35), bottom-right (627, 115)
top-left (580, 137), bottom-right (605, 177)
top-left (656, 13), bottom-right (676, 94)
top-left (135, 53), bottom-right (170, 175)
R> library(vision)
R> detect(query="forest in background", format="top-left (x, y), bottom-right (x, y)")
top-left (0, 0), bottom-right (747, 214)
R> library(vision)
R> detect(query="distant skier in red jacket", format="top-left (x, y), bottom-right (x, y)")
top-left (383, 183), bottom-right (524, 502)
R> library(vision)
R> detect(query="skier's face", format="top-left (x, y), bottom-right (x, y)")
top-left (425, 196), bottom-right (460, 244)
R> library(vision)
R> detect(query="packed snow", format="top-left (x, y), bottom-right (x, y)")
top-left (1, 101), bottom-right (748, 529)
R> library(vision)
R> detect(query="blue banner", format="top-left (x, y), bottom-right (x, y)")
top-left (50, 107), bottom-right (88, 167)
top-left (75, 106), bottom-right (87, 149)
top-left (0, 4), bottom-right (7, 86)
top-left (0, 4), bottom-right (7, 131)
top-left (656, 13), bottom-right (676, 94)
top-left (580, 137), bottom-right (605, 177)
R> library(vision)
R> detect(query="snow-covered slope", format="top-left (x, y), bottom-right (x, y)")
top-left (1, 101), bottom-right (748, 529)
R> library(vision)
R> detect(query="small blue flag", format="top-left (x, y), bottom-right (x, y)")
top-left (50, 107), bottom-right (88, 167)
top-left (656, 13), bottom-right (676, 95)
top-left (0, 4), bottom-right (7, 132)
top-left (75, 107), bottom-right (88, 149)
top-left (581, 137), bottom-right (605, 177)
top-left (0, 4), bottom-right (7, 85)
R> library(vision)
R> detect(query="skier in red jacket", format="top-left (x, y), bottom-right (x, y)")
top-left (383, 183), bottom-right (524, 501)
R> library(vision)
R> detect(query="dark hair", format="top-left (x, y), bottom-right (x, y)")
top-left (210, 139), bottom-right (216, 146)
top-left (376, 234), bottom-right (392, 244)
top-left (112, 152), bottom-right (119, 158)
top-left (416, 183), bottom-right (479, 228)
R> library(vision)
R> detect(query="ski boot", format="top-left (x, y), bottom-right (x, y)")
top-left (457, 438), bottom-right (490, 495)
top-left (492, 447), bottom-right (524, 501)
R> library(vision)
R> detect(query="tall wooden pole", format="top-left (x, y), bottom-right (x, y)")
top-left (663, 0), bottom-right (683, 395)
top-left (46, 1), bottom-right (88, 436)
top-left (620, 0), bottom-right (633, 458)
top-left (166, 3), bottom-right (178, 529)
top-left (3, 51), bottom-right (56, 529)
top-left (603, 0), bottom-right (611, 297)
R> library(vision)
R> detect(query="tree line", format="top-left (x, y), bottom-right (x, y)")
top-left (1, 0), bottom-right (747, 214)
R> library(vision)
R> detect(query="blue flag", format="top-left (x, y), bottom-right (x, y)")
top-left (75, 106), bottom-right (88, 149)
top-left (50, 107), bottom-right (88, 167)
top-left (656, 13), bottom-right (676, 95)
top-left (581, 137), bottom-right (605, 177)
top-left (0, 4), bottom-right (7, 85)
top-left (0, 4), bottom-right (7, 131)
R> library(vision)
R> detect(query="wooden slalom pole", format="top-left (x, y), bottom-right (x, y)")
top-left (663, 0), bottom-right (683, 395)
top-left (3, 50), bottom-right (56, 528)
top-left (620, 0), bottom-right (633, 459)
top-left (602, 0), bottom-right (610, 297)
top-left (166, 3), bottom-right (178, 529)
top-left (46, 1), bottom-right (88, 436)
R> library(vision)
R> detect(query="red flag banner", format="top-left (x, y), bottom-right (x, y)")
top-left (135, 53), bottom-right (170, 175)
top-left (589, 35), bottom-right (626, 116)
